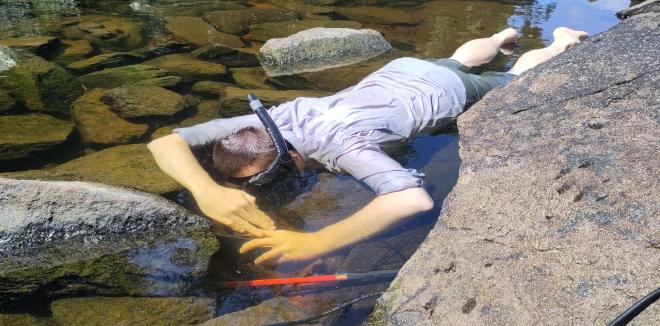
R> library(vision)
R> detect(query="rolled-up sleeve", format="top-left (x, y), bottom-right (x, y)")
top-left (173, 114), bottom-right (261, 147)
top-left (334, 139), bottom-right (424, 195)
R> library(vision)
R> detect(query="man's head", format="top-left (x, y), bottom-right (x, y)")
top-left (212, 127), bottom-right (305, 182)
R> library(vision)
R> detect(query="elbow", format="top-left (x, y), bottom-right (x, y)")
top-left (404, 187), bottom-right (434, 213)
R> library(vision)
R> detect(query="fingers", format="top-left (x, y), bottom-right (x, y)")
top-left (240, 205), bottom-right (276, 230)
top-left (240, 237), bottom-right (280, 254)
top-left (254, 248), bottom-right (284, 265)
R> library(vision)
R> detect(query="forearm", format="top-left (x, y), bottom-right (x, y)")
top-left (147, 133), bottom-right (220, 195)
top-left (316, 187), bottom-right (434, 252)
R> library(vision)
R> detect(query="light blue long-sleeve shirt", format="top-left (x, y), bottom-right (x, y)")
top-left (175, 57), bottom-right (466, 195)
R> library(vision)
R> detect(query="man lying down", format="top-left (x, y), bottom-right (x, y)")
top-left (148, 27), bottom-right (588, 265)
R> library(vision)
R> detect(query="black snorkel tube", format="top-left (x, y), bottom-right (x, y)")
top-left (246, 93), bottom-right (300, 187)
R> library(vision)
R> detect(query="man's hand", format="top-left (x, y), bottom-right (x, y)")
top-left (193, 184), bottom-right (276, 237)
top-left (240, 230), bottom-right (332, 264)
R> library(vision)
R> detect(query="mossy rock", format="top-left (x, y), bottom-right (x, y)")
top-left (0, 229), bottom-right (219, 304)
top-left (0, 313), bottom-right (54, 326)
top-left (51, 296), bottom-right (215, 326)
top-left (164, 16), bottom-right (245, 48)
top-left (219, 87), bottom-right (329, 117)
top-left (0, 36), bottom-right (62, 59)
top-left (61, 15), bottom-right (144, 51)
top-left (101, 85), bottom-right (189, 118)
top-left (71, 89), bottom-right (149, 145)
top-left (77, 64), bottom-right (169, 89)
top-left (0, 55), bottom-right (84, 114)
top-left (143, 54), bottom-right (227, 83)
top-left (3, 144), bottom-right (180, 194)
top-left (0, 114), bottom-right (74, 161)
top-left (53, 39), bottom-right (96, 66)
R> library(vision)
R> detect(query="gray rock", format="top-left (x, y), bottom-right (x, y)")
top-left (370, 8), bottom-right (660, 326)
top-left (617, 0), bottom-right (660, 18)
top-left (101, 85), bottom-right (189, 118)
top-left (204, 9), bottom-right (298, 35)
top-left (257, 27), bottom-right (391, 76)
top-left (71, 88), bottom-right (149, 144)
top-left (0, 178), bottom-right (217, 302)
top-left (164, 16), bottom-right (245, 48)
top-left (0, 45), bottom-right (17, 73)
top-left (0, 114), bottom-right (74, 161)
top-left (248, 19), bottom-right (362, 42)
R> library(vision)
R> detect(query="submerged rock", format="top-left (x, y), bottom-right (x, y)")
top-left (0, 54), bottom-right (84, 113)
top-left (0, 36), bottom-right (61, 59)
top-left (164, 16), bottom-right (245, 48)
top-left (371, 8), bottom-right (660, 326)
top-left (3, 144), bottom-right (180, 194)
top-left (143, 54), bottom-right (227, 83)
top-left (202, 297), bottom-right (307, 326)
top-left (220, 87), bottom-right (329, 117)
top-left (0, 178), bottom-right (217, 303)
top-left (191, 81), bottom-right (233, 98)
top-left (231, 67), bottom-right (275, 90)
top-left (77, 64), bottom-right (169, 89)
top-left (51, 296), bottom-right (215, 326)
top-left (67, 52), bottom-right (144, 74)
top-left (192, 45), bottom-right (260, 68)
top-left (248, 19), bottom-right (362, 42)
top-left (71, 89), bottom-right (149, 145)
top-left (61, 15), bottom-right (143, 51)
top-left (0, 114), bottom-right (73, 161)
top-left (53, 39), bottom-right (96, 66)
top-left (257, 27), bottom-right (391, 76)
top-left (102, 85), bottom-right (189, 118)
top-left (204, 9), bottom-right (298, 35)
top-left (0, 313), bottom-right (54, 326)
top-left (335, 6), bottom-right (420, 25)
top-left (0, 45), bottom-right (17, 73)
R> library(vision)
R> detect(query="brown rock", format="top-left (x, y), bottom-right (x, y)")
top-left (0, 36), bottom-right (62, 59)
top-left (204, 9), bottom-right (298, 35)
top-left (231, 67), bottom-right (275, 90)
top-left (201, 297), bottom-right (307, 326)
top-left (248, 19), bottom-right (362, 42)
top-left (0, 114), bottom-right (73, 161)
top-left (53, 39), bottom-right (96, 66)
top-left (220, 87), bottom-right (329, 117)
top-left (164, 16), bottom-right (245, 48)
top-left (143, 54), bottom-right (227, 83)
top-left (191, 81), bottom-right (233, 98)
top-left (71, 89), bottom-right (148, 144)
top-left (101, 85), bottom-right (188, 118)
top-left (335, 6), bottom-right (419, 25)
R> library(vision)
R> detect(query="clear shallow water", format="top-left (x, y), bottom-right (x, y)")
top-left (0, 0), bottom-right (631, 324)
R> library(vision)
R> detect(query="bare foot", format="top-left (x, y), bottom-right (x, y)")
top-left (552, 27), bottom-right (589, 50)
top-left (493, 27), bottom-right (518, 55)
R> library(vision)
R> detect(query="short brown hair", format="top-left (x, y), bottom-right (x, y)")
top-left (212, 127), bottom-right (276, 177)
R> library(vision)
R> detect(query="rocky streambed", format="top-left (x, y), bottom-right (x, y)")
top-left (370, 3), bottom-right (660, 325)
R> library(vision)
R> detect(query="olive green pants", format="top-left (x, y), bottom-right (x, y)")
top-left (428, 58), bottom-right (515, 107)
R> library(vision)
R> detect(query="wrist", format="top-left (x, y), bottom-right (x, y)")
top-left (190, 181), bottom-right (223, 198)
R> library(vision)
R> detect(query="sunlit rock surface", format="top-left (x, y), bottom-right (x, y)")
top-left (0, 178), bottom-right (217, 303)
top-left (257, 27), bottom-right (391, 76)
top-left (0, 114), bottom-right (73, 161)
top-left (370, 6), bottom-right (660, 326)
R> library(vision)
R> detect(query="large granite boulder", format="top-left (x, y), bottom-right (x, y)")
top-left (257, 27), bottom-right (391, 76)
top-left (370, 6), bottom-right (660, 326)
top-left (0, 178), bottom-right (218, 303)
top-left (71, 89), bottom-right (149, 145)
top-left (0, 114), bottom-right (74, 161)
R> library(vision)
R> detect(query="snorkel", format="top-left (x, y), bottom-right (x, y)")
top-left (246, 93), bottom-right (300, 187)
